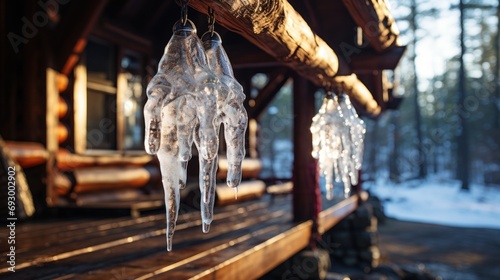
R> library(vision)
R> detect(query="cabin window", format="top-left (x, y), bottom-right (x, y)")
top-left (121, 52), bottom-right (145, 150)
top-left (255, 74), bottom-right (294, 180)
top-left (75, 37), bottom-right (148, 153)
top-left (85, 39), bottom-right (117, 150)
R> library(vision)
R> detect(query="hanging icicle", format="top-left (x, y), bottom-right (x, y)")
top-left (201, 8), bottom-right (248, 196)
top-left (311, 92), bottom-right (366, 200)
top-left (143, 2), bottom-right (247, 251)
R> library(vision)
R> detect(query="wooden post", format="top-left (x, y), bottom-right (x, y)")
top-left (46, 68), bottom-right (59, 206)
top-left (292, 75), bottom-right (321, 227)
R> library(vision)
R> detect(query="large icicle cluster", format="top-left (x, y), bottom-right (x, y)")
top-left (143, 19), bottom-right (247, 251)
top-left (310, 93), bottom-right (366, 200)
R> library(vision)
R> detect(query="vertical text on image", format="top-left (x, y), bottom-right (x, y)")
top-left (6, 166), bottom-right (17, 272)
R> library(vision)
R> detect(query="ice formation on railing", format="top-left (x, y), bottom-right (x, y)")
top-left (311, 93), bottom-right (365, 200)
top-left (143, 19), bottom-right (247, 251)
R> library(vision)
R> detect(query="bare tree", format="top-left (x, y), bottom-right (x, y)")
top-left (457, 0), bottom-right (470, 191)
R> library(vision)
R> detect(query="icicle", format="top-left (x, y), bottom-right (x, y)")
top-left (144, 5), bottom-right (247, 249)
top-left (311, 95), bottom-right (344, 199)
top-left (144, 18), bottom-right (224, 249)
top-left (201, 30), bottom-right (248, 192)
top-left (311, 92), bottom-right (365, 200)
top-left (339, 93), bottom-right (366, 186)
top-left (157, 102), bottom-right (181, 252)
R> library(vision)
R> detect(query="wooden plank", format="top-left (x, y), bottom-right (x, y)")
top-left (154, 194), bottom-right (365, 279)
top-left (161, 222), bottom-right (312, 280)
top-left (14, 199), bottom-right (277, 254)
top-left (4, 206), bottom-right (269, 278)
top-left (342, 0), bottom-right (401, 52)
top-left (87, 210), bottom-right (292, 280)
top-left (1, 197), bottom-right (290, 279)
top-left (0, 193), bottom-right (365, 279)
top-left (351, 46), bottom-right (407, 72)
top-left (318, 191), bottom-right (369, 234)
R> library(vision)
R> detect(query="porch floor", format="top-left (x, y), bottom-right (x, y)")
top-left (0, 192), bottom-right (365, 279)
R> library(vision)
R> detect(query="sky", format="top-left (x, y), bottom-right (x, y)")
top-left (365, 174), bottom-right (500, 229)
top-left (389, 0), bottom-right (461, 83)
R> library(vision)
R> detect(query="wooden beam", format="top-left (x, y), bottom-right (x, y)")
top-left (54, 0), bottom-right (109, 75)
top-left (225, 43), bottom-right (280, 69)
top-left (334, 74), bottom-right (381, 116)
top-left (142, 0), bottom-right (174, 33)
top-left (248, 69), bottom-right (290, 119)
top-left (92, 21), bottom-right (153, 55)
top-left (351, 46), bottom-right (407, 72)
top-left (189, 0), bottom-right (382, 116)
top-left (357, 71), bottom-right (386, 112)
top-left (188, 0), bottom-right (342, 87)
top-left (342, 0), bottom-right (401, 52)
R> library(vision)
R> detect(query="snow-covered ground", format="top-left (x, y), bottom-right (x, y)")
top-left (364, 175), bottom-right (500, 229)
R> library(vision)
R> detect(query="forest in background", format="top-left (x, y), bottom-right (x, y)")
top-left (364, 0), bottom-right (500, 188)
top-left (257, 0), bottom-right (500, 189)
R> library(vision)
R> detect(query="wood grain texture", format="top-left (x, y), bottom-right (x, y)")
top-left (189, 0), bottom-right (382, 116)
top-left (56, 150), bottom-right (153, 169)
top-left (0, 193), bottom-right (365, 279)
top-left (343, 0), bottom-right (401, 52)
top-left (54, 166), bottom-right (158, 194)
top-left (4, 141), bottom-right (48, 168)
top-left (191, 0), bottom-right (340, 84)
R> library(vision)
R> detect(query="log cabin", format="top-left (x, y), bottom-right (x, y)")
top-left (0, 0), bottom-right (405, 278)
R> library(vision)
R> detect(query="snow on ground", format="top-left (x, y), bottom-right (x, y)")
top-left (364, 175), bottom-right (500, 229)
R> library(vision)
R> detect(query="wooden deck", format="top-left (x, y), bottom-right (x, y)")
top-left (0, 192), bottom-right (366, 280)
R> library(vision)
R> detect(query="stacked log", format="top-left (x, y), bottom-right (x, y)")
top-left (57, 73), bottom-right (70, 144)
top-left (4, 141), bottom-right (48, 168)
top-left (216, 157), bottom-right (262, 180)
top-left (54, 165), bottom-right (161, 196)
top-left (215, 180), bottom-right (266, 206)
top-left (323, 201), bottom-right (381, 269)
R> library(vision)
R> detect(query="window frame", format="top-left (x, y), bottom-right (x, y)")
top-left (73, 26), bottom-right (152, 155)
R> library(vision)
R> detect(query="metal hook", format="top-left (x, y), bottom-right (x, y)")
top-left (208, 7), bottom-right (215, 36)
top-left (175, 0), bottom-right (189, 25)
top-left (181, 4), bottom-right (188, 25)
